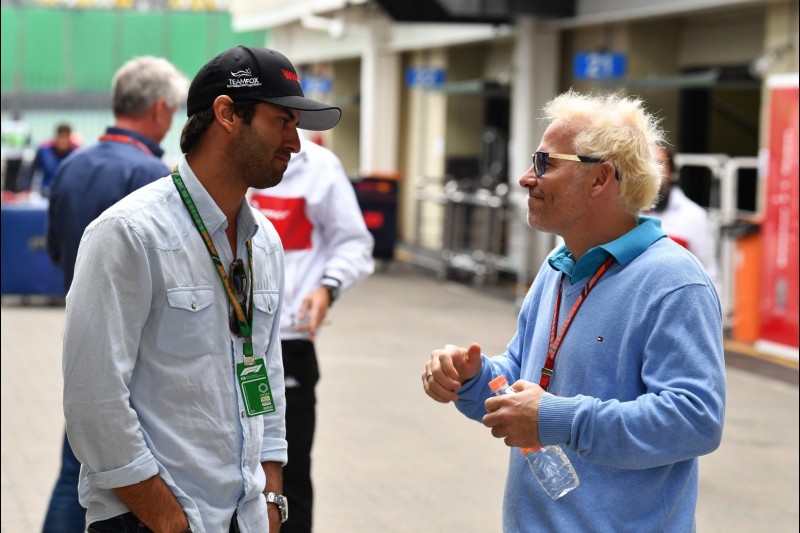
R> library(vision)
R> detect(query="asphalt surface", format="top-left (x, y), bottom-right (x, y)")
top-left (1, 261), bottom-right (798, 532)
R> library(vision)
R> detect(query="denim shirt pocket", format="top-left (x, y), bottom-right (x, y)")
top-left (250, 290), bottom-right (279, 347)
top-left (156, 286), bottom-right (215, 357)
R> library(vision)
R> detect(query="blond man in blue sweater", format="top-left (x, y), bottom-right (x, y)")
top-left (422, 90), bottom-right (725, 532)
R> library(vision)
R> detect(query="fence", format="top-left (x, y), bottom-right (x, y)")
top-left (409, 152), bottom-right (761, 330)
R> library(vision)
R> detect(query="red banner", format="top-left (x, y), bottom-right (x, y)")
top-left (758, 75), bottom-right (799, 351)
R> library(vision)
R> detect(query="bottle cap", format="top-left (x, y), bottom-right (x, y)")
top-left (488, 375), bottom-right (509, 392)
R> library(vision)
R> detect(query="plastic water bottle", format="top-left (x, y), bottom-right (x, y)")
top-left (488, 375), bottom-right (579, 499)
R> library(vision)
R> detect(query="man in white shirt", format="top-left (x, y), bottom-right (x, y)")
top-left (249, 136), bottom-right (374, 532)
top-left (649, 143), bottom-right (719, 287)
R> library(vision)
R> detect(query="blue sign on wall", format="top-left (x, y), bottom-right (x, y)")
top-left (406, 67), bottom-right (446, 88)
top-left (573, 52), bottom-right (627, 80)
top-left (301, 75), bottom-right (333, 94)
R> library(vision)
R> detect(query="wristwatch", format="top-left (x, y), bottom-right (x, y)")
top-left (265, 492), bottom-right (289, 523)
top-left (322, 283), bottom-right (340, 306)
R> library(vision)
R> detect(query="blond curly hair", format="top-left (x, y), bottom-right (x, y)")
top-left (542, 89), bottom-right (665, 212)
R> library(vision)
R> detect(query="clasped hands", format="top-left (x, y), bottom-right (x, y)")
top-left (422, 342), bottom-right (544, 450)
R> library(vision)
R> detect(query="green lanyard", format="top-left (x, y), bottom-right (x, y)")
top-left (171, 170), bottom-right (256, 364)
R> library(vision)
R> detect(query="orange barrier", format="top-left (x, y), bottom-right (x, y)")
top-left (732, 229), bottom-right (762, 343)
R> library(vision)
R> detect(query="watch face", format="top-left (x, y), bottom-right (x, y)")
top-left (278, 495), bottom-right (288, 523)
top-left (268, 493), bottom-right (288, 523)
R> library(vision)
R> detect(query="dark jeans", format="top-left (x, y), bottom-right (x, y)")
top-left (281, 340), bottom-right (319, 533)
top-left (88, 511), bottom-right (240, 532)
top-left (42, 432), bottom-right (86, 533)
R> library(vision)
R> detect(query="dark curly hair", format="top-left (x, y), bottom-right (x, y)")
top-left (180, 101), bottom-right (258, 154)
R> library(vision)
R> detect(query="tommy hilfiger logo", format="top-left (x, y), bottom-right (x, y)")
top-left (282, 69), bottom-right (299, 82)
top-left (228, 68), bottom-right (261, 88)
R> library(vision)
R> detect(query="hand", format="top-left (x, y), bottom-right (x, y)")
top-left (482, 380), bottom-right (544, 449)
top-left (422, 343), bottom-right (482, 403)
top-left (110, 476), bottom-right (190, 533)
top-left (294, 287), bottom-right (331, 340)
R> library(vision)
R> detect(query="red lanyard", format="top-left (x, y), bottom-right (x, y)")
top-left (99, 133), bottom-right (154, 156)
top-left (539, 256), bottom-right (616, 391)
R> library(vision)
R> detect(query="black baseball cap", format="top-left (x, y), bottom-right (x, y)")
top-left (187, 45), bottom-right (341, 131)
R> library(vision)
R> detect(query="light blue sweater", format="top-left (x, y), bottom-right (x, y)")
top-left (456, 217), bottom-right (726, 532)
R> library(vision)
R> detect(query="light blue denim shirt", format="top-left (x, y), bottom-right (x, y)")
top-left (63, 156), bottom-right (286, 532)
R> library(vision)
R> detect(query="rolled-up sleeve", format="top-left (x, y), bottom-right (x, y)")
top-left (260, 339), bottom-right (287, 465)
top-left (63, 216), bottom-right (157, 488)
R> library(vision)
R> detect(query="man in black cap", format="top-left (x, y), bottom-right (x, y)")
top-left (61, 46), bottom-right (340, 533)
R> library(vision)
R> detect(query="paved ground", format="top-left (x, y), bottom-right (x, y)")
top-left (1, 261), bottom-right (798, 532)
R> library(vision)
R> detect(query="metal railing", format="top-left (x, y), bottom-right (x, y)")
top-left (671, 153), bottom-right (760, 329)
top-left (438, 180), bottom-right (513, 285)
top-left (408, 152), bottom-right (760, 329)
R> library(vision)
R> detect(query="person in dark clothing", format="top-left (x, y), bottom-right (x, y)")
top-left (1, 110), bottom-right (31, 193)
top-left (42, 55), bottom-right (188, 533)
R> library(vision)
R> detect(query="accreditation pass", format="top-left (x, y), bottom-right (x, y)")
top-left (236, 358), bottom-right (276, 416)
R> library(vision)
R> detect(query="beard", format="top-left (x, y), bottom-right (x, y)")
top-left (226, 124), bottom-right (287, 190)
top-left (526, 204), bottom-right (545, 231)
top-left (526, 199), bottom-right (564, 234)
